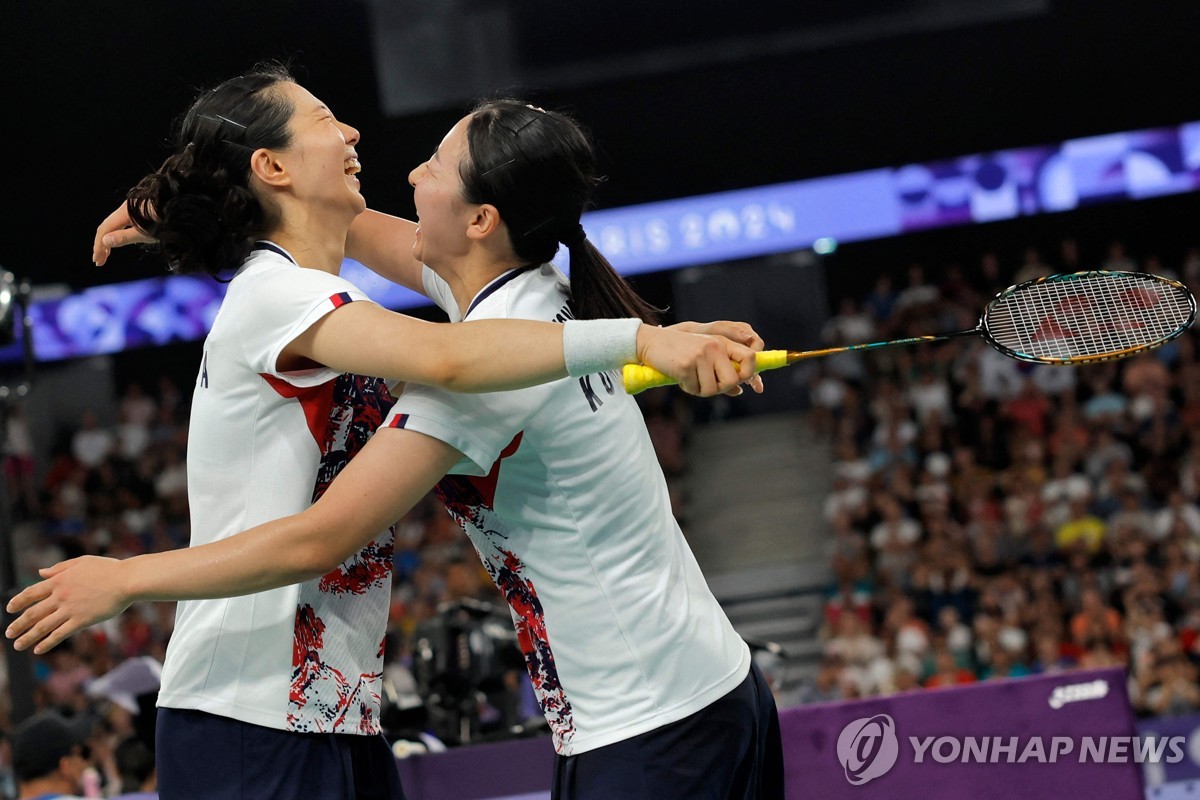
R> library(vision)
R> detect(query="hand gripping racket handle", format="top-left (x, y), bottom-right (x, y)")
top-left (623, 350), bottom-right (790, 395)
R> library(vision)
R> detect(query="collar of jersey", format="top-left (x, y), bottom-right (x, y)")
top-left (252, 240), bottom-right (298, 265)
top-left (463, 264), bottom-right (539, 319)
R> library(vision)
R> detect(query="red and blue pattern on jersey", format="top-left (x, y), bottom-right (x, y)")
top-left (264, 368), bottom-right (397, 733)
top-left (432, 432), bottom-right (578, 751)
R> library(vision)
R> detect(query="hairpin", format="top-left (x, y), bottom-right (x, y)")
top-left (481, 158), bottom-right (517, 177)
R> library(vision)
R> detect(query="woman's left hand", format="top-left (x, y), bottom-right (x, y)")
top-left (5, 557), bottom-right (134, 654)
top-left (668, 320), bottom-right (766, 394)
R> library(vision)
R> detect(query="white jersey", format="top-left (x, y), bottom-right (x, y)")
top-left (158, 243), bottom-right (397, 735)
top-left (386, 264), bottom-right (750, 756)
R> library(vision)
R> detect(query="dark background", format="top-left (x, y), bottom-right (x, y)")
top-left (4, 0), bottom-right (1200, 297)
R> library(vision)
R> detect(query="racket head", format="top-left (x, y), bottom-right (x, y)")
top-left (980, 270), bottom-right (1196, 365)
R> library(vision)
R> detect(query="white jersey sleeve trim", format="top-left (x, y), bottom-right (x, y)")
top-left (385, 413), bottom-right (486, 476)
top-left (386, 379), bottom-right (546, 474)
top-left (259, 289), bottom-right (373, 388)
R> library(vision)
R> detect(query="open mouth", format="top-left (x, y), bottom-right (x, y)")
top-left (344, 157), bottom-right (361, 176)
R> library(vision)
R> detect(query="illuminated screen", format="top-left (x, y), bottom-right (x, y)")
top-left (8, 120), bottom-right (1200, 363)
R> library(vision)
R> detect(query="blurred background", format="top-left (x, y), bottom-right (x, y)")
top-left (4, 1), bottom-right (1200, 797)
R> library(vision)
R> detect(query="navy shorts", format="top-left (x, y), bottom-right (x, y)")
top-left (155, 708), bottom-right (407, 800)
top-left (551, 661), bottom-right (785, 800)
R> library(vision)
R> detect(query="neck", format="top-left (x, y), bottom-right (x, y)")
top-left (436, 251), bottom-right (529, 317)
top-left (19, 775), bottom-right (75, 798)
top-left (263, 205), bottom-right (358, 274)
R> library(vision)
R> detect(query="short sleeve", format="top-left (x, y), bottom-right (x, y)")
top-left (232, 266), bottom-right (374, 387)
top-left (384, 381), bottom-right (547, 475)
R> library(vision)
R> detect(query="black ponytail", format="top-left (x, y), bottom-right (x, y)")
top-left (563, 237), bottom-right (661, 323)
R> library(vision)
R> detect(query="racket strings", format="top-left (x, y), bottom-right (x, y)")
top-left (989, 273), bottom-right (1192, 361)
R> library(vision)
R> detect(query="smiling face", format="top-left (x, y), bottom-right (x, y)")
top-left (407, 115), bottom-right (476, 267)
top-left (261, 81), bottom-right (365, 221)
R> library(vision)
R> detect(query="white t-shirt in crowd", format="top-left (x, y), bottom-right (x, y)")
top-left (157, 243), bottom-right (397, 735)
top-left (386, 263), bottom-right (750, 756)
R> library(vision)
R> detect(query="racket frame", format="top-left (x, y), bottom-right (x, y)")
top-left (978, 270), bottom-right (1196, 365)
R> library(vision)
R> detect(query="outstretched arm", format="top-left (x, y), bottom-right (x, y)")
top-left (293, 302), bottom-right (759, 395)
top-left (6, 428), bottom-right (459, 654)
top-left (93, 203), bottom-right (763, 396)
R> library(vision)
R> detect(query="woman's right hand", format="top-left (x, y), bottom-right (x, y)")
top-left (5, 557), bottom-right (134, 654)
top-left (93, 201), bottom-right (155, 266)
top-left (636, 323), bottom-right (762, 397)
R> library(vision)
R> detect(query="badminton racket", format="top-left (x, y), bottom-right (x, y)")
top-left (623, 270), bottom-right (1197, 395)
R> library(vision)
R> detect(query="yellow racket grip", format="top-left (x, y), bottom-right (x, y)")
top-left (622, 350), bottom-right (789, 395)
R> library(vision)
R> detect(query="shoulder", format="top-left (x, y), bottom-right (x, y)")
top-left (232, 255), bottom-right (364, 303)
top-left (468, 264), bottom-right (570, 323)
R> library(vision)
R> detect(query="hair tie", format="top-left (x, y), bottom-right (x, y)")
top-left (561, 223), bottom-right (587, 248)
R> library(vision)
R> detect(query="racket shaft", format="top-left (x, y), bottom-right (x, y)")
top-left (621, 329), bottom-right (979, 395)
top-left (791, 330), bottom-right (974, 360)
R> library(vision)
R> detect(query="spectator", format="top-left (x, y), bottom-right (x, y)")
top-left (820, 296), bottom-right (873, 382)
top-left (922, 647), bottom-right (977, 689)
top-left (1103, 240), bottom-right (1138, 273)
top-left (112, 734), bottom-right (157, 797)
top-left (973, 251), bottom-right (1007, 298)
top-left (118, 384), bottom-right (157, 428)
top-left (1032, 634), bottom-right (1075, 674)
top-left (439, 558), bottom-right (493, 606)
top-left (41, 643), bottom-right (94, 710)
top-left (1054, 497), bottom-right (1107, 554)
top-left (823, 612), bottom-right (886, 670)
top-left (882, 595), bottom-right (932, 665)
top-left (1153, 488), bottom-right (1200, 540)
top-left (907, 367), bottom-right (954, 427)
top-left (1145, 654), bottom-right (1200, 717)
top-left (4, 402), bottom-right (39, 517)
top-left (70, 411), bottom-right (114, 470)
top-left (796, 656), bottom-right (846, 706)
top-left (1056, 237), bottom-right (1082, 273)
top-left (892, 263), bottom-right (939, 317)
top-left (936, 606), bottom-right (974, 664)
top-left (1013, 246), bottom-right (1053, 283)
top-left (1002, 377), bottom-right (1052, 439)
top-left (1069, 588), bottom-right (1123, 650)
top-left (822, 580), bottom-right (873, 636)
top-left (980, 644), bottom-right (1031, 681)
top-left (10, 710), bottom-right (96, 800)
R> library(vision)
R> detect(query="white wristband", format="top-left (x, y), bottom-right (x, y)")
top-left (562, 318), bottom-right (642, 377)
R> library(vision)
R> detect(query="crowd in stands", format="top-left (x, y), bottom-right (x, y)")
top-left (6, 233), bottom-right (1200, 794)
top-left (804, 237), bottom-right (1200, 720)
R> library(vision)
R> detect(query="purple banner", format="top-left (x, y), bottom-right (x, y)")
top-left (382, 668), bottom-right (1155, 800)
top-left (1137, 711), bottom-right (1200, 791)
top-left (395, 735), bottom-right (554, 800)
top-left (115, 668), bottom-right (1159, 799)
top-left (783, 668), bottom-right (1147, 800)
